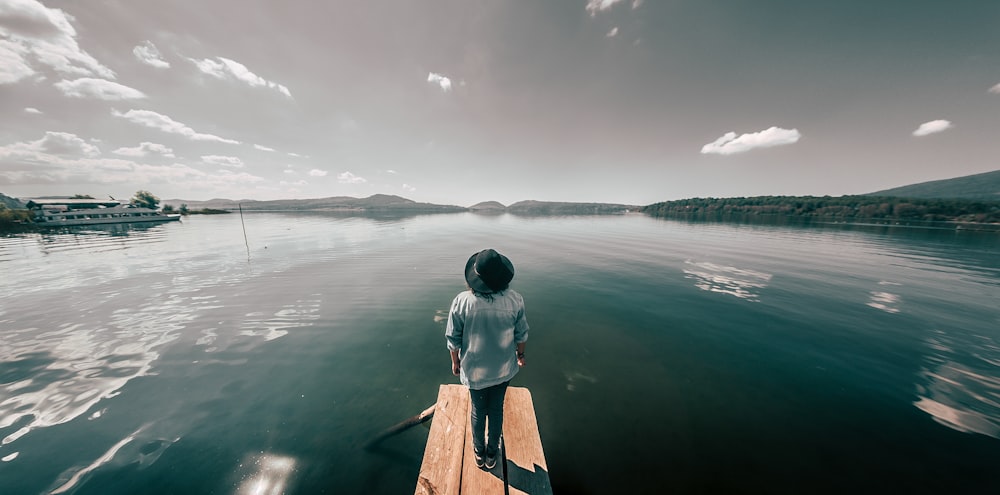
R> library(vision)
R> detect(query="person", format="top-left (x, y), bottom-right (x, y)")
top-left (446, 248), bottom-right (529, 470)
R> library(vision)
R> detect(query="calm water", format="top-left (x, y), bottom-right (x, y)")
top-left (1, 212), bottom-right (999, 494)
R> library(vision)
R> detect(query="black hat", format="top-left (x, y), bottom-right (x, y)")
top-left (465, 249), bottom-right (515, 293)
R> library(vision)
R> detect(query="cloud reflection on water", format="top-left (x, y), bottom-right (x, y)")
top-left (683, 260), bottom-right (773, 302)
top-left (914, 329), bottom-right (1000, 439)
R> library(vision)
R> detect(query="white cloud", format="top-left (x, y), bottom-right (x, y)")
top-left (287, 152), bottom-right (305, 158)
top-left (112, 109), bottom-right (241, 144)
top-left (606, 27), bottom-right (619, 38)
top-left (190, 56), bottom-right (292, 98)
top-left (280, 179), bottom-right (307, 187)
top-left (283, 168), bottom-right (295, 174)
top-left (133, 41), bottom-right (169, 69)
top-left (254, 144), bottom-right (276, 152)
top-left (24, 107), bottom-right (41, 114)
top-left (586, 0), bottom-right (638, 16)
top-left (912, 119), bottom-right (953, 137)
top-left (113, 142), bottom-right (175, 158)
top-left (337, 171), bottom-right (366, 184)
top-left (0, 39), bottom-right (34, 84)
top-left (0, 136), bottom-right (263, 191)
top-left (308, 169), bottom-right (328, 177)
top-left (989, 83), bottom-right (1000, 94)
top-left (402, 183), bottom-right (416, 192)
top-left (55, 78), bottom-right (146, 100)
top-left (0, 0), bottom-right (115, 79)
top-left (386, 169), bottom-right (397, 174)
top-left (1, 131), bottom-right (100, 157)
top-left (427, 72), bottom-right (452, 92)
top-left (701, 126), bottom-right (801, 155)
top-left (340, 118), bottom-right (360, 131)
top-left (201, 155), bottom-right (244, 168)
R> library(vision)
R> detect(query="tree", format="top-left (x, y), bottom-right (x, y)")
top-left (162, 204), bottom-right (175, 213)
top-left (71, 194), bottom-right (95, 199)
top-left (131, 190), bottom-right (160, 209)
top-left (179, 204), bottom-right (189, 215)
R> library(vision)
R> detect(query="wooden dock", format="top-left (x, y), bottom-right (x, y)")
top-left (415, 384), bottom-right (552, 494)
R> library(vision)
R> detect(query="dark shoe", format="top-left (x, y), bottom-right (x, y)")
top-left (484, 452), bottom-right (498, 470)
top-left (474, 450), bottom-right (485, 469)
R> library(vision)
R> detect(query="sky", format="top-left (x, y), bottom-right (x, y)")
top-left (1, 0), bottom-right (999, 207)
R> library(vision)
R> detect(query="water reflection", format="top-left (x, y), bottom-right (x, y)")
top-left (914, 329), bottom-right (1000, 439)
top-left (683, 260), bottom-right (772, 301)
top-left (239, 296), bottom-right (322, 342)
top-left (867, 282), bottom-right (902, 313)
top-left (234, 453), bottom-right (297, 495)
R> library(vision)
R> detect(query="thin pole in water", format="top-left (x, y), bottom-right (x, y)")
top-left (239, 203), bottom-right (250, 262)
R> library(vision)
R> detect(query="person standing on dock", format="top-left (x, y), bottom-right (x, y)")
top-left (446, 248), bottom-right (529, 471)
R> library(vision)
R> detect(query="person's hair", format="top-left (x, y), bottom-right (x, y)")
top-left (469, 283), bottom-right (508, 302)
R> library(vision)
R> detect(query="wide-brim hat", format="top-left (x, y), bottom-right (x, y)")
top-left (465, 248), bottom-right (515, 293)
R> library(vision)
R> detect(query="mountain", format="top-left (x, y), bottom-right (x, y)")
top-left (0, 192), bottom-right (25, 209)
top-left (163, 194), bottom-right (465, 212)
top-left (867, 169), bottom-right (1000, 201)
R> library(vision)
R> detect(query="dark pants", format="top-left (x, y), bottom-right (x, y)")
top-left (469, 380), bottom-right (510, 456)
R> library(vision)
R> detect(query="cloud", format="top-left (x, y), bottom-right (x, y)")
top-left (133, 41), bottom-right (169, 69)
top-left (386, 169), bottom-right (397, 174)
top-left (701, 126), bottom-right (802, 155)
top-left (912, 119), bottom-right (952, 137)
top-left (0, 0), bottom-right (115, 79)
top-left (113, 142), bottom-right (175, 158)
top-left (308, 169), bottom-right (327, 177)
top-left (0, 134), bottom-right (263, 190)
top-left (24, 107), bottom-right (41, 114)
top-left (283, 168), bottom-right (295, 174)
top-left (402, 183), bottom-right (415, 192)
top-left (340, 118), bottom-right (360, 131)
top-left (280, 179), bottom-right (307, 187)
top-left (189, 56), bottom-right (292, 98)
top-left (427, 72), bottom-right (452, 92)
top-left (1, 131), bottom-right (100, 157)
top-left (112, 109), bottom-right (240, 144)
top-left (337, 171), bottom-right (366, 184)
top-left (254, 144), bottom-right (275, 152)
top-left (585, 0), bottom-right (640, 16)
top-left (606, 27), bottom-right (619, 38)
top-left (989, 83), bottom-right (1000, 94)
top-left (55, 78), bottom-right (146, 100)
top-left (201, 155), bottom-right (244, 168)
top-left (0, 39), bottom-right (35, 84)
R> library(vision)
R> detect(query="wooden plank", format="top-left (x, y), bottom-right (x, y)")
top-left (503, 387), bottom-right (553, 495)
top-left (460, 403), bottom-right (506, 494)
top-left (415, 384), bottom-right (469, 495)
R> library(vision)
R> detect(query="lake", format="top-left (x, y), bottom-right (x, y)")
top-left (1, 212), bottom-right (999, 494)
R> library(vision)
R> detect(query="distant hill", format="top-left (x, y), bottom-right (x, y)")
top-left (164, 195), bottom-right (636, 215)
top-left (0, 192), bottom-right (25, 209)
top-left (163, 194), bottom-right (465, 213)
top-left (867, 169), bottom-right (1000, 201)
top-left (469, 201), bottom-right (506, 211)
top-left (506, 200), bottom-right (636, 215)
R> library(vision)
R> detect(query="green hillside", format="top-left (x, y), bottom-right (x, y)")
top-left (867, 169), bottom-right (1000, 201)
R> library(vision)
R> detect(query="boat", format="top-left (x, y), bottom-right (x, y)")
top-left (25, 198), bottom-right (181, 227)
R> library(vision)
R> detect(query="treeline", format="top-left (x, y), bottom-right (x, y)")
top-left (0, 204), bottom-right (33, 228)
top-left (640, 195), bottom-right (1000, 224)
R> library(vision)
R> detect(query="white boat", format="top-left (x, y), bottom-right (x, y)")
top-left (26, 199), bottom-right (181, 227)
